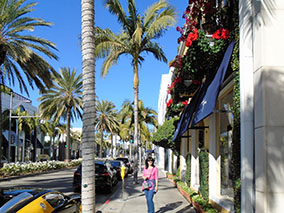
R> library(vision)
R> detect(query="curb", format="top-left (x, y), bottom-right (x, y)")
top-left (0, 167), bottom-right (76, 182)
top-left (98, 178), bottom-right (128, 212)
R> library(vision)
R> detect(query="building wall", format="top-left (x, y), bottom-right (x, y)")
top-left (156, 69), bottom-right (174, 169)
top-left (253, 1), bottom-right (284, 212)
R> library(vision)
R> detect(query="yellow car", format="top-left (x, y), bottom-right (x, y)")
top-left (0, 188), bottom-right (81, 213)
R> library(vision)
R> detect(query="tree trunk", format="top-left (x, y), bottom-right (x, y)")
top-left (81, 0), bottom-right (96, 212)
top-left (66, 107), bottom-right (71, 162)
top-left (100, 131), bottom-right (103, 158)
top-left (133, 60), bottom-right (140, 178)
top-left (111, 134), bottom-right (113, 158)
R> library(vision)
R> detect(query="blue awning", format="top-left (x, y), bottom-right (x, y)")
top-left (191, 41), bottom-right (235, 127)
top-left (172, 89), bottom-right (202, 141)
top-left (172, 41), bottom-right (235, 140)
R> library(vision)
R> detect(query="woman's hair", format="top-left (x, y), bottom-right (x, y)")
top-left (145, 156), bottom-right (155, 169)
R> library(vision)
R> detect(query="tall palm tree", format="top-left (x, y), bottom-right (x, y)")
top-left (93, 0), bottom-right (176, 162)
top-left (119, 100), bottom-right (158, 137)
top-left (0, 0), bottom-right (58, 165)
top-left (38, 67), bottom-right (83, 162)
top-left (81, 0), bottom-right (96, 211)
top-left (119, 100), bottom-right (158, 167)
top-left (95, 99), bottom-right (119, 158)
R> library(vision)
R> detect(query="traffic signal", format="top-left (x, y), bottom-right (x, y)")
top-left (130, 135), bottom-right (134, 143)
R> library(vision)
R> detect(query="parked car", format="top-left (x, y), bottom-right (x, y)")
top-left (109, 160), bottom-right (128, 180)
top-left (73, 160), bottom-right (117, 194)
top-left (0, 188), bottom-right (81, 212)
top-left (115, 157), bottom-right (133, 174)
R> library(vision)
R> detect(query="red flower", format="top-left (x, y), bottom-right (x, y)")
top-left (185, 28), bottom-right (198, 47)
top-left (185, 39), bottom-right (192, 47)
top-left (221, 29), bottom-right (230, 39)
top-left (182, 100), bottom-right (188, 105)
top-left (166, 99), bottom-right (173, 107)
top-left (174, 77), bottom-right (182, 84)
top-left (212, 28), bottom-right (230, 40)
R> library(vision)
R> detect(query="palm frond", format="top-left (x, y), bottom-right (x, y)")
top-left (145, 5), bottom-right (177, 40)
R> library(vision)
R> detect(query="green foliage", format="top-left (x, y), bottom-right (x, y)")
top-left (199, 149), bottom-right (209, 202)
top-left (231, 2), bottom-right (241, 211)
top-left (152, 117), bottom-right (180, 154)
top-left (0, 160), bottom-right (81, 178)
top-left (0, 0), bottom-right (58, 94)
top-left (176, 165), bottom-right (181, 177)
top-left (185, 153), bottom-right (191, 186)
top-left (177, 181), bottom-right (197, 196)
top-left (234, 178), bottom-right (241, 213)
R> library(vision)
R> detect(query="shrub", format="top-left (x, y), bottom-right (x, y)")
top-left (0, 160), bottom-right (81, 178)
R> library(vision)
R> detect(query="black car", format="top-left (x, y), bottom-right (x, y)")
top-left (116, 157), bottom-right (133, 174)
top-left (73, 160), bottom-right (117, 194)
top-left (109, 160), bottom-right (128, 180)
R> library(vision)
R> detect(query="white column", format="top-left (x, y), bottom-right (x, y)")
top-left (157, 146), bottom-right (165, 169)
top-left (208, 113), bottom-right (220, 197)
top-left (180, 136), bottom-right (187, 181)
top-left (168, 149), bottom-right (172, 173)
top-left (239, 0), bottom-right (255, 212)
top-left (191, 129), bottom-right (200, 191)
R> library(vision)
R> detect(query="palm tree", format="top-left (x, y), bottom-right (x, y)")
top-left (95, 99), bottom-right (119, 158)
top-left (38, 67), bottom-right (83, 162)
top-left (119, 100), bottom-right (158, 158)
top-left (93, 0), bottom-right (176, 163)
top-left (120, 100), bottom-right (158, 136)
top-left (0, 0), bottom-right (58, 165)
top-left (81, 0), bottom-right (96, 211)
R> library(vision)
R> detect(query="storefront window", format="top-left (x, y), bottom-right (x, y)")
top-left (219, 90), bottom-right (234, 199)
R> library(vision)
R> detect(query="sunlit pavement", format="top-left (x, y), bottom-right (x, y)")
top-left (98, 168), bottom-right (196, 213)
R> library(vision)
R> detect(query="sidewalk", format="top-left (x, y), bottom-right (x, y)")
top-left (98, 168), bottom-right (196, 213)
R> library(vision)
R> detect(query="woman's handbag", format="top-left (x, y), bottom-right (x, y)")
top-left (142, 168), bottom-right (154, 191)
top-left (142, 180), bottom-right (152, 190)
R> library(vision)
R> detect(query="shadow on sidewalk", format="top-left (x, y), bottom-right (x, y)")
top-left (156, 201), bottom-right (183, 213)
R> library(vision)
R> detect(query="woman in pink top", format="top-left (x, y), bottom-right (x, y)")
top-left (142, 156), bottom-right (158, 213)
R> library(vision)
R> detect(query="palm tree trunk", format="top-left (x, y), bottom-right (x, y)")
top-left (81, 0), bottom-right (96, 212)
top-left (111, 134), bottom-right (113, 158)
top-left (66, 107), bottom-right (71, 162)
top-left (133, 60), bottom-right (139, 178)
top-left (100, 131), bottom-right (103, 158)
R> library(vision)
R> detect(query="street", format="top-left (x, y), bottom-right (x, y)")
top-left (0, 168), bottom-right (124, 209)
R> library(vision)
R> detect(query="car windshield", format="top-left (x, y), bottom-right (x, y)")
top-left (0, 192), bottom-right (33, 212)
top-left (116, 158), bottom-right (128, 164)
top-left (110, 161), bottom-right (121, 167)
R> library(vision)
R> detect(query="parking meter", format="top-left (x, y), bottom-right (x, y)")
top-left (121, 165), bottom-right (126, 180)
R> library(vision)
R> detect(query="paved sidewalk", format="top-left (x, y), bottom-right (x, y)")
top-left (97, 168), bottom-right (195, 213)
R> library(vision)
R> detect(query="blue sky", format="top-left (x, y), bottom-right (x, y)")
top-left (12, 0), bottom-right (188, 128)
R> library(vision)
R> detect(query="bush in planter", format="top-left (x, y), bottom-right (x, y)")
top-left (185, 153), bottom-right (191, 186)
top-left (199, 149), bottom-right (209, 202)
top-left (177, 181), bottom-right (197, 197)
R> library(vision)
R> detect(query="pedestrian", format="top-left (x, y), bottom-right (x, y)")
top-left (142, 156), bottom-right (158, 213)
